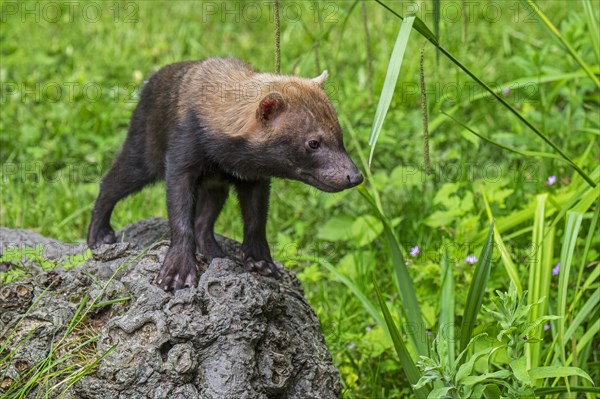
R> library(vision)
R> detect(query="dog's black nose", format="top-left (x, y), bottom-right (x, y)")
top-left (347, 173), bottom-right (364, 187)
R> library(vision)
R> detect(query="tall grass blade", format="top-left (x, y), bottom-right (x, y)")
top-left (307, 256), bottom-right (384, 328)
top-left (481, 190), bottom-right (523, 293)
top-left (368, 16), bottom-right (415, 166)
top-left (524, 0), bottom-right (600, 88)
top-left (373, 280), bottom-right (429, 399)
top-left (439, 245), bottom-right (455, 365)
top-left (564, 287), bottom-right (599, 342)
top-left (574, 198), bottom-right (599, 306)
top-left (582, 0), bottom-right (600, 65)
top-left (358, 186), bottom-right (427, 355)
top-left (459, 222), bottom-right (494, 356)
top-left (557, 211), bottom-right (584, 363)
top-left (376, 0), bottom-right (597, 187)
top-left (527, 194), bottom-right (549, 373)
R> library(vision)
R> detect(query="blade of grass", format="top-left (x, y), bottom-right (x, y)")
top-left (368, 16), bottom-right (415, 166)
top-left (582, 0), bottom-right (600, 65)
top-left (524, 0), bottom-right (600, 88)
top-left (305, 255), bottom-right (384, 328)
top-left (374, 280), bottom-right (429, 399)
top-left (571, 201), bottom-right (600, 312)
top-left (375, 0), bottom-right (597, 187)
top-left (557, 211), bottom-right (584, 364)
top-left (527, 194), bottom-right (548, 373)
top-left (439, 245), bottom-right (455, 365)
top-left (358, 186), bottom-right (427, 356)
top-left (459, 222), bottom-right (494, 356)
top-left (564, 287), bottom-right (599, 342)
top-left (481, 190), bottom-right (523, 293)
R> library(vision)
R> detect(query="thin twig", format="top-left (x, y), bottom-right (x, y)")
top-left (274, 0), bottom-right (281, 73)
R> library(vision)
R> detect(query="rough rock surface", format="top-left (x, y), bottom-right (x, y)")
top-left (0, 218), bottom-right (340, 398)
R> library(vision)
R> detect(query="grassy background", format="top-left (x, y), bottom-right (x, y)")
top-left (1, 1), bottom-right (598, 397)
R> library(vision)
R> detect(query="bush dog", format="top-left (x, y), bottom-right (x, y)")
top-left (87, 57), bottom-right (363, 291)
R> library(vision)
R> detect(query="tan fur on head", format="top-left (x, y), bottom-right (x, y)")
top-left (180, 58), bottom-right (336, 141)
top-left (312, 70), bottom-right (328, 86)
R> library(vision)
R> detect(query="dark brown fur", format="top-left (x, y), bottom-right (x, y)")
top-left (87, 57), bottom-right (362, 291)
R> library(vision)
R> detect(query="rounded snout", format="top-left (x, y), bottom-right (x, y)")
top-left (346, 172), bottom-right (364, 187)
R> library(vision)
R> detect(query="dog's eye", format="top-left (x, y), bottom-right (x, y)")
top-left (308, 140), bottom-right (320, 149)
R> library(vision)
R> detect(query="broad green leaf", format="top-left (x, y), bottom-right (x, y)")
top-left (510, 357), bottom-right (531, 385)
top-left (427, 387), bottom-right (451, 398)
top-left (368, 16), bottom-right (415, 166)
top-left (351, 215), bottom-right (384, 247)
top-left (456, 346), bottom-right (493, 383)
top-left (462, 370), bottom-right (511, 386)
top-left (459, 223), bottom-right (494, 355)
top-left (528, 366), bottom-right (594, 384)
top-left (317, 215), bottom-right (354, 241)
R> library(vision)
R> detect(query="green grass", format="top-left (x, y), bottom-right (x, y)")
top-left (1, 1), bottom-right (599, 397)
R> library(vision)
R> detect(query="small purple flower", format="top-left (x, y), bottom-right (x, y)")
top-left (425, 329), bottom-right (432, 336)
top-left (347, 342), bottom-right (356, 349)
top-left (410, 246), bottom-right (420, 257)
top-left (547, 175), bottom-right (557, 186)
top-left (465, 255), bottom-right (478, 265)
top-left (552, 263), bottom-right (560, 276)
top-left (502, 87), bottom-right (511, 96)
top-left (365, 326), bottom-right (372, 333)
top-left (544, 324), bottom-right (551, 331)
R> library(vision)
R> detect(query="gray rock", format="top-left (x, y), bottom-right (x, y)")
top-left (0, 219), bottom-right (340, 398)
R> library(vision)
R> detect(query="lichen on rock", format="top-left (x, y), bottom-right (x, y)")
top-left (0, 218), bottom-right (340, 398)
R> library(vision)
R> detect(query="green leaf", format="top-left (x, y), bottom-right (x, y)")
top-left (428, 387), bottom-right (452, 398)
top-left (534, 386), bottom-right (600, 396)
top-left (317, 215), bottom-right (354, 241)
top-left (351, 215), bottom-right (384, 247)
top-left (462, 370), bottom-right (512, 386)
top-left (528, 366), bottom-right (594, 384)
top-left (527, 194), bottom-right (550, 371)
top-left (510, 357), bottom-right (531, 385)
top-left (557, 211), bottom-right (583, 363)
top-left (368, 16), bottom-right (415, 166)
top-left (459, 223), bottom-right (494, 355)
top-left (439, 246), bottom-right (455, 365)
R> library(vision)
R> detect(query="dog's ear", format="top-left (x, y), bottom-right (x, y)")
top-left (256, 92), bottom-right (286, 125)
top-left (311, 70), bottom-right (329, 86)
